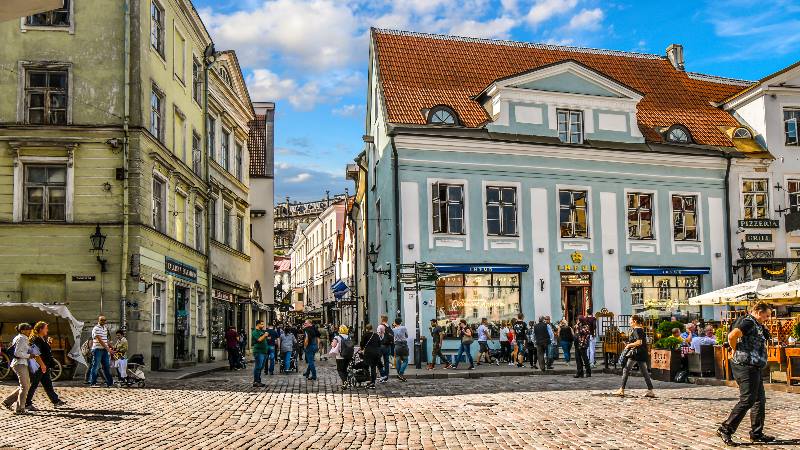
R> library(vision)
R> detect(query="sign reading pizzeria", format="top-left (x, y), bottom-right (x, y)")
top-left (738, 219), bottom-right (779, 229)
top-left (165, 257), bottom-right (197, 282)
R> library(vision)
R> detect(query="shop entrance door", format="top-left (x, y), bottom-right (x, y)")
top-left (560, 273), bottom-right (592, 325)
top-left (174, 286), bottom-right (190, 360)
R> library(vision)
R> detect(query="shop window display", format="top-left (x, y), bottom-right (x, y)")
top-left (629, 275), bottom-right (700, 318)
top-left (435, 273), bottom-right (520, 336)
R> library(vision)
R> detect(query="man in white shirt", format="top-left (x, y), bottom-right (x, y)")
top-left (476, 318), bottom-right (492, 365)
top-left (690, 326), bottom-right (717, 353)
top-left (89, 316), bottom-right (114, 387)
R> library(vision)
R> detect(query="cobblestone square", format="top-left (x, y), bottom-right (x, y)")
top-left (2, 363), bottom-right (799, 450)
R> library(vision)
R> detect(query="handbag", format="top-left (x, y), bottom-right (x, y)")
top-left (617, 347), bottom-right (633, 367)
top-left (461, 330), bottom-right (474, 346)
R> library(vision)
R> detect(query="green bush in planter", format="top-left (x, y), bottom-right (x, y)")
top-left (654, 336), bottom-right (682, 350)
top-left (792, 321), bottom-right (800, 340)
top-left (715, 327), bottom-right (728, 345)
top-left (656, 320), bottom-right (685, 337)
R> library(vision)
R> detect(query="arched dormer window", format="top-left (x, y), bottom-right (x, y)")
top-left (219, 67), bottom-right (232, 87)
top-left (427, 105), bottom-right (459, 126)
top-left (734, 127), bottom-right (752, 139)
top-left (665, 125), bottom-right (692, 144)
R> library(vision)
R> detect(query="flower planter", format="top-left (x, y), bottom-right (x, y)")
top-left (650, 349), bottom-right (681, 382)
top-left (713, 345), bottom-right (732, 380)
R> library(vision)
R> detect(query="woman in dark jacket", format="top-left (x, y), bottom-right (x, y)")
top-left (615, 315), bottom-right (655, 398)
top-left (558, 319), bottom-right (574, 363)
top-left (359, 323), bottom-right (382, 389)
top-left (574, 317), bottom-right (592, 378)
top-left (26, 321), bottom-right (66, 410)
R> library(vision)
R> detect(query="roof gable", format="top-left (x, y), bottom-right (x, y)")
top-left (496, 60), bottom-right (642, 100)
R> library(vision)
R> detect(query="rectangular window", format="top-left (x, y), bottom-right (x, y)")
top-left (24, 165), bottom-right (66, 222)
top-left (174, 111), bottom-right (186, 160)
top-left (196, 290), bottom-right (206, 336)
top-left (432, 183), bottom-right (465, 234)
top-left (223, 205), bottom-right (231, 246)
top-left (150, 85), bottom-right (164, 142)
top-left (236, 215), bottom-right (244, 251)
top-left (192, 58), bottom-right (203, 104)
top-left (174, 30), bottom-right (186, 82)
top-left (150, 0), bottom-right (165, 57)
top-left (25, 69), bottom-right (68, 125)
top-left (26, 0), bottom-right (70, 27)
top-left (209, 197), bottom-right (217, 240)
top-left (152, 177), bottom-right (166, 232)
top-left (557, 109), bottom-right (584, 144)
top-left (789, 180), bottom-right (800, 213)
top-left (435, 273), bottom-right (520, 336)
top-left (175, 192), bottom-right (186, 243)
top-left (559, 189), bottom-right (589, 238)
top-left (627, 192), bottom-right (654, 240)
top-left (207, 116), bottom-right (216, 161)
top-left (486, 186), bottom-right (517, 236)
top-left (221, 129), bottom-right (230, 170)
top-left (152, 279), bottom-right (165, 332)
top-left (192, 132), bottom-right (202, 177)
top-left (742, 179), bottom-right (769, 219)
top-left (629, 275), bottom-right (701, 317)
top-left (785, 109), bottom-right (800, 146)
top-left (235, 142), bottom-right (243, 180)
top-left (672, 194), bottom-right (698, 241)
top-left (194, 206), bottom-right (204, 251)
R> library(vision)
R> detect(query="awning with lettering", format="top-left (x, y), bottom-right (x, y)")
top-left (626, 266), bottom-right (710, 276)
top-left (434, 263), bottom-right (529, 274)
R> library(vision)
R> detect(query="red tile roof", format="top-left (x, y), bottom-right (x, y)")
top-left (373, 29), bottom-right (753, 147)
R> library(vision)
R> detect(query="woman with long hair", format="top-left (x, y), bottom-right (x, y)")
top-left (359, 323), bottom-right (382, 389)
top-left (26, 321), bottom-right (67, 410)
top-left (615, 315), bottom-right (655, 398)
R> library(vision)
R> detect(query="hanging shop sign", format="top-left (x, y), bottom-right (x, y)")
top-left (434, 263), bottom-right (529, 274)
top-left (745, 233), bottom-right (772, 243)
top-left (738, 219), bottom-right (779, 229)
top-left (165, 257), bottom-right (197, 282)
top-left (72, 275), bottom-right (96, 281)
top-left (557, 251), bottom-right (597, 272)
top-left (627, 266), bottom-right (710, 276)
top-left (212, 289), bottom-right (234, 302)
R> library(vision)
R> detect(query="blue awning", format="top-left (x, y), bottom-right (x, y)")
top-left (434, 263), bottom-right (529, 274)
top-left (331, 280), bottom-right (349, 299)
top-left (627, 266), bottom-right (710, 276)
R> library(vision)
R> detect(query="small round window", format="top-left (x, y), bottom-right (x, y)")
top-left (666, 125), bottom-right (692, 144)
top-left (734, 127), bottom-right (752, 139)
top-left (427, 106), bottom-right (458, 126)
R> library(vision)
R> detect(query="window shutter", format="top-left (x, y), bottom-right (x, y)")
top-left (432, 182), bottom-right (441, 233)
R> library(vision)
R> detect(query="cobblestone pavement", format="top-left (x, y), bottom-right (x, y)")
top-left (2, 362), bottom-right (800, 450)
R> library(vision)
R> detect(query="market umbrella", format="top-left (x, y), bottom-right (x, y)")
top-left (0, 303), bottom-right (87, 367)
top-left (687, 279), bottom-right (781, 306)
top-left (756, 279), bottom-right (800, 304)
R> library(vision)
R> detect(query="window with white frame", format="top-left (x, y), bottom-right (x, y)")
top-left (236, 215), bottom-right (244, 251)
top-left (221, 129), bottom-right (230, 170)
top-left (150, 0), bottom-right (165, 57)
top-left (223, 205), bottom-right (232, 246)
top-left (235, 142), bottom-right (243, 180)
top-left (150, 85), bottom-right (165, 142)
top-left (784, 109), bottom-right (800, 146)
top-left (486, 186), bottom-right (517, 236)
top-left (559, 189), bottom-right (589, 238)
top-left (26, 0), bottom-right (70, 27)
top-left (192, 131), bottom-right (202, 177)
top-left (152, 279), bottom-right (165, 332)
top-left (557, 109), bottom-right (583, 144)
top-left (789, 180), bottom-right (800, 213)
top-left (432, 183), bottom-right (465, 234)
top-left (627, 192), bottom-right (654, 240)
top-left (25, 68), bottom-right (68, 125)
top-left (196, 290), bottom-right (206, 336)
top-left (672, 194), bottom-right (698, 241)
top-left (194, 205), bottom-right (204, 251)
top-left (207, 116), bottom-right (216, 160)
top-left (152, 176), bottom-right (166, 232)
top-left (24, 165), bottom-right (66, 222)
top-left (175, 192), bottom-right (186, 243)
top-left (742, 179), bottom-right (769, 219)
top-left (192, 58), bottom-right (203, 105)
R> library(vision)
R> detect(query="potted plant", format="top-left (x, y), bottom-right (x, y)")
top-left (650, 336), bottom-right (683, 382)
top-left (655, 320), bottom-right (685, 340)
top-left (713, 326), bottom-right (731, 380)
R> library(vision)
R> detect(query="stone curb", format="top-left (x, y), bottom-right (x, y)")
top-left (404, 369), bottom-right (575, 380)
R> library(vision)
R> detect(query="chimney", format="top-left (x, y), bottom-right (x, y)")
top-left (666, 44), bottom-right (684, 71)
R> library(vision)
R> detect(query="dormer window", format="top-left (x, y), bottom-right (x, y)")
top-left (557, 109), bottom-right (584, 144)
top-left (733, 127), bottom-right (752, 139)
top-left (666, 125), bottom-right (692, 144)
top-left (219, 67), bottom-right (233, 87)
top-left (427, 106), bottom-right (458, 126)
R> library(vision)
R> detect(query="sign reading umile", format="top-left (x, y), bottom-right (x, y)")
top-left (165, 257), bottom-right (197, 282)
top-left (739, 219), bottom-right (779, 229)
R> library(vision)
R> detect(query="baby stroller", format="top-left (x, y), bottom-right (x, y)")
top-left (487, 348), bottom-right (503, 365)
top-left (346, 353), bottom-right (371, 388)
top-left (117, 354), bottom-right (146, 388)
top-left (280, 351), bottom-right (298, 373)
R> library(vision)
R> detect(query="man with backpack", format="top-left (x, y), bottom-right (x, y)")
top-left (392, 318), bottom-right (410, 382)
top-left (330, 325), bottom-right (354, 390)
top-left (302, 320), bottom-right (319, 381)
top-left (376, 315), bottom-right (393, 383)
top-left (512, 314), bottom-right (528, 368)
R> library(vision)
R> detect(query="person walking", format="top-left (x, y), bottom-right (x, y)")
top-left (533, 317), bottom-right (551, 372)
top-left (585, 314), bottom-right (597, 367)
top-left (717, 302), bottom-right (777, 446)
top-left (89, 316), bottom-right (114, 388)
top-left (427, 319), bottom-right (451, 369)
top-left (3, 323), bottom-right (34, 414)
top-left (614, 315), bottom-right (654, 398)
top-left (476, 318), bottom-right (492, 365)
top-left (225, 326), bottom-right (239, 371)
top-left (330, 325), bottom-right (354, 390)
top-left (262, 322), bottom-right (279, 376)
top-left (302, 320), bottom-right (319, 381)
top-left (499, 321), bottom-right (511, 364)
top-left (25, 321), bottom-right (67, 410)
top-left (360, 324), bottom-right (382, 389)
top-left (525, 321), bottom-right (538, 369)
top-left (512, 314), bottom-right (528, 367)
top-left (545, 316), bottom-right (557, 367)
top-left (279, 326), bottom-right (296, 373)
top-left (111, 330), bottom-right (128, 383)
top-left (376, 315), bottom-right (393, 383)
top-left (392, 318), bottom-right (410, 381)
top-left (251, 320), bottom-right (269, 387)
top-left (574, 316), bottom-right (592, 378)
top-left (558, 319), bottom-right (574, 364)
top-left (451, 319), bottom-right (475, 370)
top-left (318, 324), bottom-right (330, 361)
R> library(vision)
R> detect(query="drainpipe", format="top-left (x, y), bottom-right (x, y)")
top-left (120, 0), bottom-right (131, 330)
top-left (361, 158), bottom-right (370, 334)
top-left (203, 43), bottom-right (215, 361)
top-left (390, 136), bottom-right (401, 317)
top-left (723, 154), bottom-right (733, 286)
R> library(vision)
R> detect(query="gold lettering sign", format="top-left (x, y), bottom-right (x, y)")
top-left (557, 263), bottom-right (598, 272)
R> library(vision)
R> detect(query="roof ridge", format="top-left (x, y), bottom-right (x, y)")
top-left (372, 28), bottom-right (665, 61)
top-left (686, 71), bottom-right (753, 86)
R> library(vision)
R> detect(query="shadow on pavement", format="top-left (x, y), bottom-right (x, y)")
top-left (31, 409), bottom-right (151, 421)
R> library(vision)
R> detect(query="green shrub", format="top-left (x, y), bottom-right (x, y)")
top-left (715, 327), bottom-right (727, 345)
top-left (656, 320), bottom-right (685, 336)
top-left (654, 336), bottom-right (682, 350)
top-left (792, 321), bottom-right (800, 340)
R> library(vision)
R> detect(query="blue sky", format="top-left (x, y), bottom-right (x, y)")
top-left (194, 0), bottom-right (800, 203)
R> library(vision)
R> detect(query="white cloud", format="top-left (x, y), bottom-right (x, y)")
top-left (332, 104), bottom-right (366, 117)
top-left (286, 173), bottom-right (312, 183)
top-left (566, 8), bottom-right (604, 31)
top-left (246, 69), bottom-right (363, 110)
top-left (526, 0), bottom-right (578, 26)
top-left (448, 16), bottom-right (518, 39)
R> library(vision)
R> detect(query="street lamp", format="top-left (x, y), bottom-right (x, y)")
top-left (367, 243), bottom-right (391, 278)
top-left (90, 224), bottom-right (108, 314)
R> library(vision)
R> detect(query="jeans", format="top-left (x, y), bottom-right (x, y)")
top-left (575, 346), bottom-right (591, 376)
top-left (227, 347), bottom-right (239, 370)
top-left (282, 351), bottom-right (293, 372)
top-left (720, 364), bottom-right (766, 438)
top-left (3, 365), bottom-right (31, 412)
top-left (253, 353), bottom-right (267, 383)
top-left (588, 335), bottom-right (596, 364)
top-left (396, 355), bottom-right (409, 375)
top-left (379, 345), bottom-right (392, 378)
top-left (264, 346), bottom-right (276, 375)
top-left (548, 342), bottom-right (558, 362)
top-left (560, 340), bottom-right (572, 363)
top-left (536, 343), bottom-right (549, 370)
top-left (27, 367), bottom-right (61, 406)
top-left (620, 358), bottom-right (653, 390)
top-left (526, 345), bottom-right (537, 367)
top-left (303, 344), bottom-right (318, 379)
top-left (500, 341), bottom-right (510, 362)
top-left (454, 342), bottom-right (473, 367)
top-left (431, 344), bottom-right (449, 366)
top-left (89, 348), bottom-right (113, 386)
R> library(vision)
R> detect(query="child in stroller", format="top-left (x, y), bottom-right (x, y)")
top-left (346, 352), bottom-right (371, 388)
top-left (117, 354), bottom-right (146, 388)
